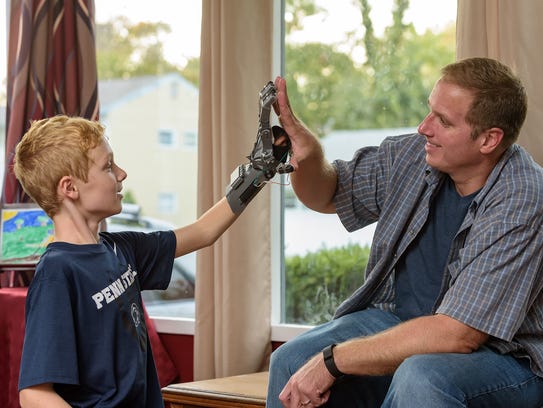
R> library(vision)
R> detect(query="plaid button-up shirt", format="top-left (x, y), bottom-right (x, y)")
top-left (332, 133), bottom-right (543, 376)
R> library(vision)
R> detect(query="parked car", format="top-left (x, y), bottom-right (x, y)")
top-left (106, 204), bottom-right (196, 314)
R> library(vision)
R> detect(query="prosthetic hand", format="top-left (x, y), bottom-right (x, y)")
top-left (226, 81), bottom-right (294, 214)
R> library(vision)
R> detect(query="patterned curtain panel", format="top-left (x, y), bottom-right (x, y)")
top-left (3, 0), bottom-right (98, 204)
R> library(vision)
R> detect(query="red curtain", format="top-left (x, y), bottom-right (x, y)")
top-left (3, 0), bottom-right (99, 204)
top-left (1, 4), bottom-right (180, 391)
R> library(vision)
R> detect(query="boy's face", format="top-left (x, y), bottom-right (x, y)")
top-left (74, 138), bottom-right (127, 221)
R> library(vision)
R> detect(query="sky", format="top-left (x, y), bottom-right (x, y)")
top-left (0, 0), bottom-right (456, 94)
top-left (289, 0), bottom-right (456, 64)
top-left (291, 0), bottom-right (456, 40)
top-left (94, 0), bottom-right (202, 68)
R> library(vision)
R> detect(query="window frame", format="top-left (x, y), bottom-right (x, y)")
top-left (149, 0), bottom-right (312, 341)
top-left (152, 316), bottom-right (310, 342)
top-left (150, 0), bottom-right (457, 339)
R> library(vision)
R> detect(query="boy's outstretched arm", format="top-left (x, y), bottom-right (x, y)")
top-left (173, 197), bottom-right (237, 257)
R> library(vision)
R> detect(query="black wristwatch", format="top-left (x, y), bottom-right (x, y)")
top-left (322, 343), bottom-right (344, 378)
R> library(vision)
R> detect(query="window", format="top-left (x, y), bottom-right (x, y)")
top-left (278, 0), bottom-right (456, 325)
top-left (2, 0), bottom-right (456, 338)
top-left (157, 192), bottom-right (177, 215)
top-left (158, 129), bottom-right (177, 148)
top-left (183, 130), bottom-right (198, 148)
top-left (95, 0), bottom-right (201, 319)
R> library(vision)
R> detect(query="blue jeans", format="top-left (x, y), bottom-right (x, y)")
top-left (267, 308), bottom-right (543, 407)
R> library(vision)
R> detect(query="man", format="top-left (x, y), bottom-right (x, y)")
top-left (268, 58), bottom-right (543, 407)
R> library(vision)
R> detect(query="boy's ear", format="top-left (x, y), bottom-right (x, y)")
top-left (57, 176), bottom-right (79, 199)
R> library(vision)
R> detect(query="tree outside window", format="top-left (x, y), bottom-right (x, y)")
top-left (282, 0), bottom-right (456, 324)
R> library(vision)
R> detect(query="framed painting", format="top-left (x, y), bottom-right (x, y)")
top-left (0, 204), bottom-right (54, 262)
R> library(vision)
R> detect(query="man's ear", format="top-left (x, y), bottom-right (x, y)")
top-left (480, 127), bottom-right (504, 154)
top-left (57, 176), bottom-right (78, 200)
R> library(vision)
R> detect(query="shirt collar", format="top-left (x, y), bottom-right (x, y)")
top-left (422, 144), bottom-right (518, 215)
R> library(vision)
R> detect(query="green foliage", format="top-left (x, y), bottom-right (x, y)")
top-left (285, 0), bottom-right (455, 135)
top-left (96, 17), bottom-right (180, 79)
top-left (285, 43), bottom-right (365, 136)
top-left (96, 1), bottom-right (454, 127)
top-left (122, 190), bottom-right (137, 204)
top-left (284, 0), bottom-right (324, 33)
top-left (180, 57), bottom-right (200, 86)
top-left (285, 243), bottom-right (370, 324)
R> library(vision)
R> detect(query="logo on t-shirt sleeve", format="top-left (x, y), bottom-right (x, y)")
top-left (130, 303), bottom-right (141, 327)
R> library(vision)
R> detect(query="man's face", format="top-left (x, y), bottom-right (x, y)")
top-left (418, 80), bottom-right (484, 179)
top-left (74, 138), bottom-right (127, 221)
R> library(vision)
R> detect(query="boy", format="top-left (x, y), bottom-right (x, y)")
top-left (14, 114), bottom-right (282, 407)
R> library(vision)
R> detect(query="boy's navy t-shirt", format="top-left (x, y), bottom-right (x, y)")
top-left (395, 176), bottom-right (477, 321)
top-left (18, 230), bottom-right (176, 408)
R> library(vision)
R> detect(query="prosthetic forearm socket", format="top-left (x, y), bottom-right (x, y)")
top-left (226, 163), bottom-right (267, 214)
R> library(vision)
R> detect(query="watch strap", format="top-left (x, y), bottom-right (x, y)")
top-left (322, 343), bottom-right (344, 378)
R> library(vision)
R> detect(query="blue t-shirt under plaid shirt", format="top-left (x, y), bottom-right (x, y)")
top-left (332, 133), bottom-right (543, 377)
top-left (395, 175), bottom-right (479, 321)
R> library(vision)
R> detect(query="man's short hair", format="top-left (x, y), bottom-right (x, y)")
top-left (440, 57), bottom-right (527, 146)
top-left (14, 115), bottom-right (105, 217)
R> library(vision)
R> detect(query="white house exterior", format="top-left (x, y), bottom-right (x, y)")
top-left (99, 73), bottom-right (199, 227)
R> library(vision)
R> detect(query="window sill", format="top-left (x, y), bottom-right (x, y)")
top-left (152, 316), bottom-right (311, 342)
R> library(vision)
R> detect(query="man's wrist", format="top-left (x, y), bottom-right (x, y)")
top-left (322, 343), bottom-right (344, 378)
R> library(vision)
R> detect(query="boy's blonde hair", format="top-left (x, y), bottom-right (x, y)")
top-left (14, 115), bottom-right (105, 217)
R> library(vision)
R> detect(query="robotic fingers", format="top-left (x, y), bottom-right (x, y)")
top-left (226, 81), bottom-right (293, 214)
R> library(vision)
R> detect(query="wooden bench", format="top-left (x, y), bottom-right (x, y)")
top-left (162, 371), bottom-right (268, 408)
